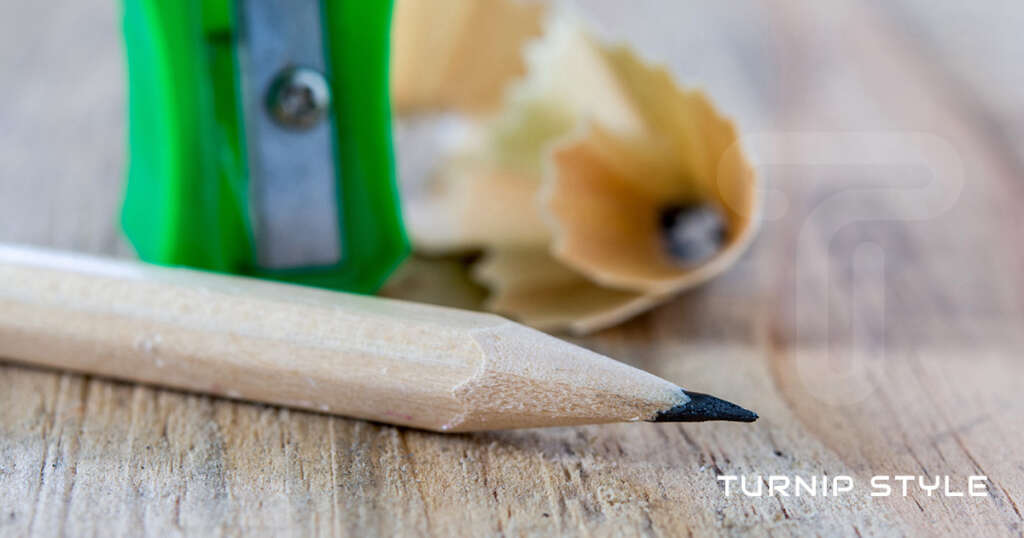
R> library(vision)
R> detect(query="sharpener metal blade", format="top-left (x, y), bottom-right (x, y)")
top-left (236, 0), bottom-right (342, 269)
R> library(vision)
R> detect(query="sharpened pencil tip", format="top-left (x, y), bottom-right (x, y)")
top-left (652, 391), bottom-right (758, 423)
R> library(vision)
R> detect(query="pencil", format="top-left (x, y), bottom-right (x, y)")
top-left (0, 244), bottom-right (756, 432)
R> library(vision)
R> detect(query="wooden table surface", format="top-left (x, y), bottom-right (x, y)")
top-left (2, 1), bottom-right (1023, 536)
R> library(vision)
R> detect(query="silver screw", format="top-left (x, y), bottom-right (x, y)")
top-left (266, 66), bottom-right (331, 130)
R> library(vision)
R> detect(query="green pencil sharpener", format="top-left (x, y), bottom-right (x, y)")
top-left (121, 0), bottom-right (408, 293)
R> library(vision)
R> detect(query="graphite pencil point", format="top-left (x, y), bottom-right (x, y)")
top-left (652, 391), bottom-right (758, 423)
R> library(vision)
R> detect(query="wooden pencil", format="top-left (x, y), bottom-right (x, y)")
top-left (0, 244), bottom-right (756, 432)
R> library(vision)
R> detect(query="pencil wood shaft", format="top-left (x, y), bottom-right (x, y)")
top-left (0, 245), bottom-right (693, 432)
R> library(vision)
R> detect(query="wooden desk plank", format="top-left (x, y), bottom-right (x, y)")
top-left (0, 0), bottom-right (1021, 536)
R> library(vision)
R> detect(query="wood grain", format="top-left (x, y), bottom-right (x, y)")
top-left (1, 0), bottom-right (1022, 536)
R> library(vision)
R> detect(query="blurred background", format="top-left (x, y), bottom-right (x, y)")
top-left (4, 0), bottom-right (1021, 251)
top-left (2, 0), bottom-right (1022, 334)
top-left (0, 0), bottom-right (1020, 340)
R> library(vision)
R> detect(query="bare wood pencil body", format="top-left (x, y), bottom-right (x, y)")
top-left (0, 244), bottom-right (754, 432)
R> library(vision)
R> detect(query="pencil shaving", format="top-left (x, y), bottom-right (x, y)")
top-left (402, 20), bottom-right (614, 253)
top-left (474, 249), bottom-right (665, 335)
top-left (540, 44), bottom-right (758, 293)
top-left (405, 158), bottom-right (549, 252)
top-left (398, 16), bottom-right (758, 333)
top-left (390, 0), bottom-right (546, 115)
top-left (545, 119), bottom-right (757, 295)
top-left (401, 91), bottom-right (573, 252)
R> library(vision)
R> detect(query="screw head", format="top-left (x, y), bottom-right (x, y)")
top-left (265, 66), bottom-right (331, 130)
